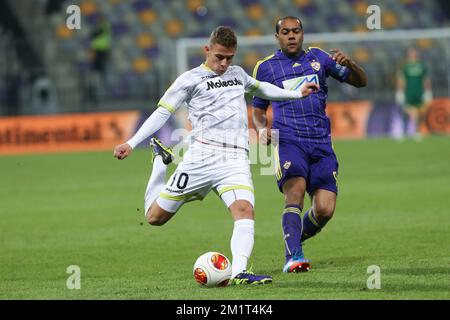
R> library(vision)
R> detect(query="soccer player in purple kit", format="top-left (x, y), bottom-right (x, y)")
top-left (252, 16), bottom-right (367, 273)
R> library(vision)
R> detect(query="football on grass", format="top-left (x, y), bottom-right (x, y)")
top-left (193, 252), bottom-right (232, 287)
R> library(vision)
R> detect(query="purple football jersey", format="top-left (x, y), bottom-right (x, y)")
top-left (252, 47), bottom-right (351, 143)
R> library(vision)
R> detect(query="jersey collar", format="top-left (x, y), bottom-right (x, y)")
top-left (201, 63), bottom-right (215, 72)
top-left (276, 49), bottom-right (306, 61)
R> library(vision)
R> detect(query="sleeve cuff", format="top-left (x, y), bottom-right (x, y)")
top-left (248, 80), bottom-right (260, 93)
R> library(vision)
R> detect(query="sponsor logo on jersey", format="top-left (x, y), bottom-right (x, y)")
top-left (282, 74), bottom-right (319, 92)
top-left (293, 62), bottom-right (302, 68)
top-left (206, 78), bottom-right (243, 90)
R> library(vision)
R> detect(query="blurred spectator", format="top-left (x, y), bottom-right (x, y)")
top-left (31, 74), bottom-right (58, 114)
top-left (84, 15), bottom-right (112, 109)
top-left (395, 48), bottom-right (432, 139)
top-left (90, 15), bottom-right (112, 79)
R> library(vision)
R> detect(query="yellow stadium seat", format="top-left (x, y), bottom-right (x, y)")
top-left (139, 9), bottom-right (158, 25)
top-left (293, 0), bottom-right (312, 8)
top-left (165, 20), bottom-right (183, 37)
top-left (416, 38), bottom-right (433, 50)
top-left (353, 1), bottom-right (368, 17)
top-left (56, 24), bottom-right (74, 39)
top-left (245, 28), bottom-right (263, 37)
top-left (133, 57), bottom-right (152, 73)
top-left (353, 47), bottom-right (371, 63)
top-left (80, 0), bottom-right (97, 16)
top-left (353, 24), bottom-right (369, 32)
top-left (247, 4), bottom-right (265, 21)
top-left (382, 11), bottom-right (398, 29)
top-left (243, 52), bottom-right (261, 70)
top-left (187, 0), bottom-right (204, 12)
top-left (136, 33), bottom-right (155, 49)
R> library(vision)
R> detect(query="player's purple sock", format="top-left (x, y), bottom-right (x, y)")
top-left (282, 205), bottom-right (303, 263)
top-left (301, 208), bottom-right (323, 241)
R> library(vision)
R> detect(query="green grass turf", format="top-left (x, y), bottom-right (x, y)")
top-left (0, 136), bottom-right (449, 300)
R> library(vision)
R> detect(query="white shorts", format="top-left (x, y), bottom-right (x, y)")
top-left (156, 142), bottom-right (254, 213)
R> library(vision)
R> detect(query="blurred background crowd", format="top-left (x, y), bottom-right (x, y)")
top-left (0, 0), bottom-right (449, 119)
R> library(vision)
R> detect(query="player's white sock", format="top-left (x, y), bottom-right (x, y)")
top-left (144, 155), bottom-right (166, 215)
top-left (230, 218), bottom-right (255, 278)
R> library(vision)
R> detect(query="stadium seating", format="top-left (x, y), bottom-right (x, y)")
top-left (30, 0), bottom-right (450, 110)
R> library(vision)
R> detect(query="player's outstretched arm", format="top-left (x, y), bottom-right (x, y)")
top-left (253, 81), bottom-right (319, 101)
top-left (113, 107), bottom-right (172, 160)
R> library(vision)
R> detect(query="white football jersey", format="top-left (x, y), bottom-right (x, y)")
top-left (158, 64), bottom-right (259, 151)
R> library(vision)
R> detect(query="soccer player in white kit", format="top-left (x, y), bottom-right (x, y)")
top-left (113, 26), bottom-right (318, 284)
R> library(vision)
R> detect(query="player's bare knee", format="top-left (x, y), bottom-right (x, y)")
top-left (147, 214), bottom-right (164, 226)
top-left (230, 201), bottom-right (254, 220)
top-left (238, 204), bottom-right (254, 219)
top-left (146, 209), bottom-right (168, 226)
top-left (284, 191), bottom-right (304, 207)
top-left (146, 204), bottom-right (175, 226)
top-left (283, 184), bottom-right (304, 204)
top-left (314, 205), bottom-right (335, 224)
top-left (282, 178), bottom-right (306, 206)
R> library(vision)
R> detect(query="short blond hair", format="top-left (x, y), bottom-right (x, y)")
top-left (209, 26), bottom-right (237, 48)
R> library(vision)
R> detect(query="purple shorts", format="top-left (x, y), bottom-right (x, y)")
top-left (275, 140), bottom-right (339, 196)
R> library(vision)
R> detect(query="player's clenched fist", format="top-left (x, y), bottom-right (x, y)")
top-left (330, 48), bottom-right (351, 67)
top-left (301, 82), bottom-right (320, 97)
top-left (114, 143), bottom-right (132, 160)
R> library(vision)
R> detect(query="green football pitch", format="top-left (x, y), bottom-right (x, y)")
top-left (1, 136), bottom-right (449, 300)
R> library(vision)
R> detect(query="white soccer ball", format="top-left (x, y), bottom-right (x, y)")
top-left (193, 252), bottom-right (232, 287)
